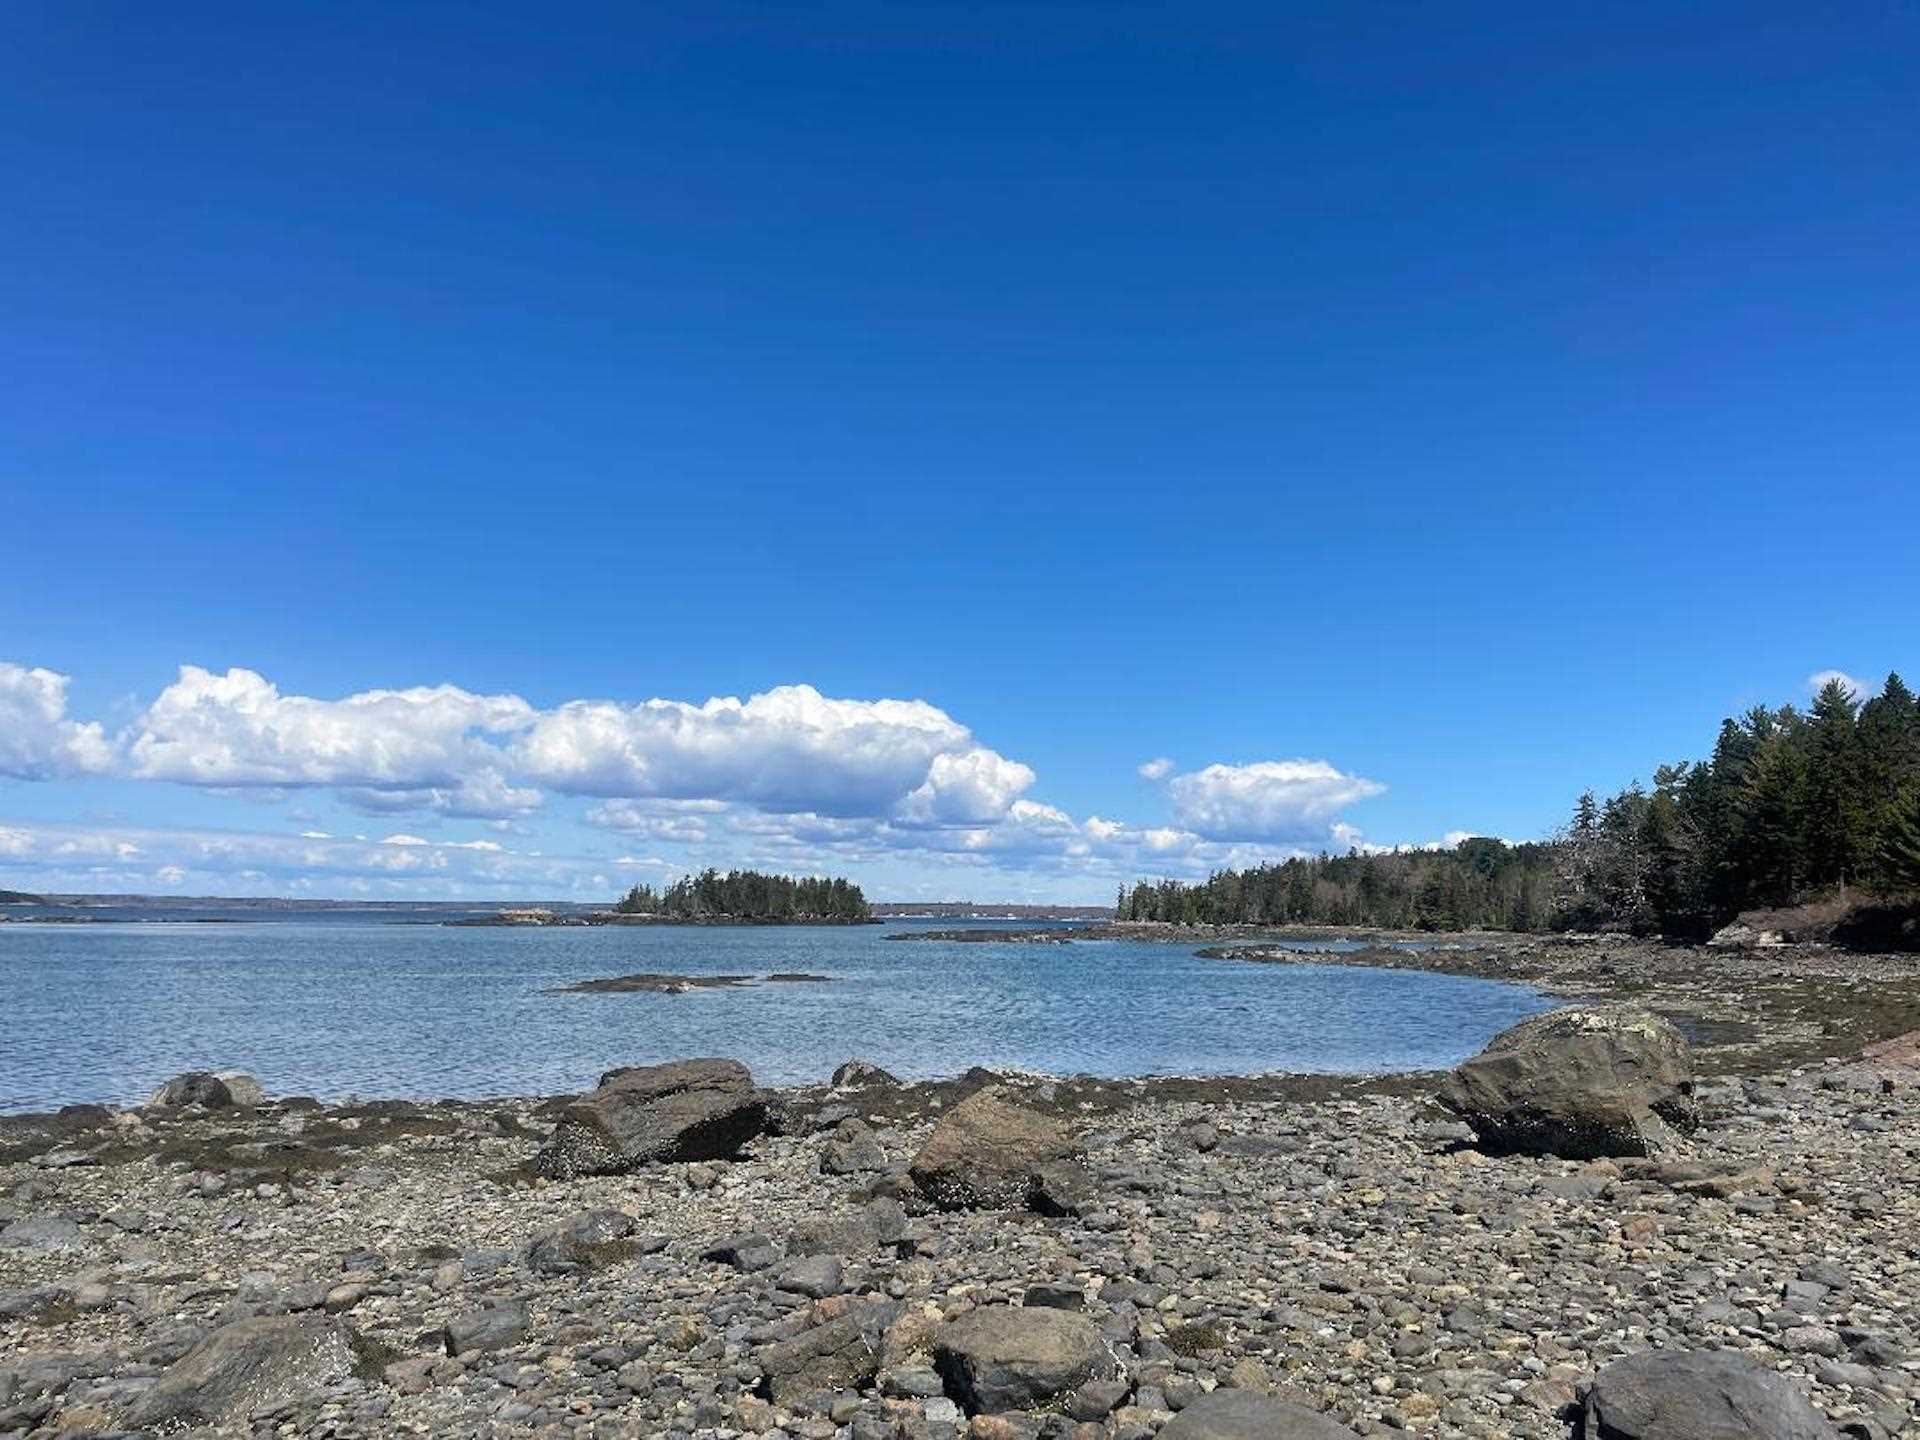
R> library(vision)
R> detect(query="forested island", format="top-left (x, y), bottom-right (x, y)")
top-left (613, 868), bottom-right (872, 923)
top-left (1121, 672), bottom-right (1920, 940)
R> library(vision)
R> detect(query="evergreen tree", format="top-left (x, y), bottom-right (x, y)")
top-left (1122, 670), bottom-right (1915, 939)
top-left (1801, 678), bottom-right (1869, 890)
top-left (1879, 787), bottom-right (1920, 894)
top-left (616, 869), bottom-right (869, 921)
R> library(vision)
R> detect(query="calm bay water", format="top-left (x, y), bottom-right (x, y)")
top-left (0, 914), bottom-right (1553, 1113)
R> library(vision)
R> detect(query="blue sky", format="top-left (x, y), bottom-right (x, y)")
top-left (3, 1), bottom-right (1916, 901)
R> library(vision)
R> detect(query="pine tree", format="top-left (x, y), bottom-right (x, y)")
top-left (1737, 731), bottom-right (1806, 905)
top-left (1802, 678), bottom-right (1869, 890)
top-left (1879, 787), bottom-right (1920, 894)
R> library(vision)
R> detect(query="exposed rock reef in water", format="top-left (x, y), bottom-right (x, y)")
top-left (2, 937), bottom-right (1919, 1438)
top-left (450, 911), bottom-right (880, 929)
top-left (547, 974), bottom-right (836, 996)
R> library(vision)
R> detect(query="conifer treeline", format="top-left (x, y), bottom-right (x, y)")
top-left (1119, 672), bottom-right (1920, 938)
top-left (1115, 840), bottom-right (1554, 931)
top-left (614, 868), bottom-right (870, 921)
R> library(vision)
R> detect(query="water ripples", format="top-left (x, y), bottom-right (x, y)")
top-left (0, 919), bottom-right (1555, 1111)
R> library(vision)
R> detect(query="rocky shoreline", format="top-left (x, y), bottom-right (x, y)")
top-left (4, 936), bottom-right (1920, 1439)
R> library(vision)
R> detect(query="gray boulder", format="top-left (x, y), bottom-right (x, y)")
top-left (124, 1316), bottom-right (359, 1430)
top-left (215, 1070), bottom-right (266, 1106)
top-left (1027, 1158), bottom-right (1096, 1216)
top-left (932, 1304), bottom-right (1113, 1414)
top-left (1437, 1006), bottom-right (1697, 1158)
top-left (909, 1086), bottom-right (1078, 1209)
top-left (533, 1058), bottom-right (769, 1178)
top-left (822, 1118), bottom-right (889, 1174)
top-left (787, 1197), bottom-right (909, 1258)
top-left (1581, 1349), bottom-right (1841, 1440)
top-left (443, 1300), bottom-right (529, 1356)
top-left (831, 1059), bottom-right (899, 1089)
top-left (774, 1254), bottom-right (845, 1298)
top-left (1159, 1388), bottom-right (1364, 1438)
top-left (525, 1208), bottom-right (638, 1274)
top-left (1708, 922), bottom-right (1787, 949)
top-left (147, 1071), bottom-right (236, 1109)
top-left (702, 1232), bottom-right (780, 1273)
top-left (0, 1216), bottom-right (84, 1253)
top-left (758, 1302), bottom-right (896, 1403)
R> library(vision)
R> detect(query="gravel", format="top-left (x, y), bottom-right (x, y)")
top-left (3, 940), bottom-right (1919, 1438)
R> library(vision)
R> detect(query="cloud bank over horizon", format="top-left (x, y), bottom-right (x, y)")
top-left (0, 659), bottom-right (1414, 899)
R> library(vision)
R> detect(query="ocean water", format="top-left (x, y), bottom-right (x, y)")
top-left (0, 915), bottom-right (1554, 1113)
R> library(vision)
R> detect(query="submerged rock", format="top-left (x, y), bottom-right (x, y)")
top-left (909, 1085), bottom-right (1078, 1209)
top-left (533, 1058), bottom-right (769, 1177)
top-left (1581, 1349), bottom-right (1842, 1439)
top-left (1437, 1005), bottom-right (1696, 1158)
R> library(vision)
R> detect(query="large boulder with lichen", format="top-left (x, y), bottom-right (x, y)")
top-left (909, 1085), bottom-right (1077, 1209)
top-left (1437, 1006), bottom-right (1696, 1158)
top-left (533, 1058), bottom-right (768, 1178)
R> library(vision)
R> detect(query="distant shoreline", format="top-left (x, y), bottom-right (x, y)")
top-left (0, 893), bottom-right (1115, 920)
top-left (445, 910), bottom-right (881, 928)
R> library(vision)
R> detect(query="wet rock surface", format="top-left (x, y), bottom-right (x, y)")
top-left (548, 974), bottom-right (759, 994)
top-left (548, 974), bottom-right (837, 995)
top-left (3, 938), bottom-right (1920, 1438)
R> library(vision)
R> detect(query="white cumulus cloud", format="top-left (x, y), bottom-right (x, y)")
top-left (895, 747), bottom-right (1037, 825)
top-left (14, 663), bottom-right (1040, 829)
top-left (515, 683), bottom-right (1031, 821)
top-left (1164, 759), bottom-right (1386, 841)
top-left (1137, 757), bottom-right (1175, 781)
top-left (126, 666), bottom-right (538, 814)
top-left (0, 664), bottom-right (113, 780)
top-left (1807, 669), bottom-right (1866, 702)
top-left (0, 819), bottom-right (621, 898)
